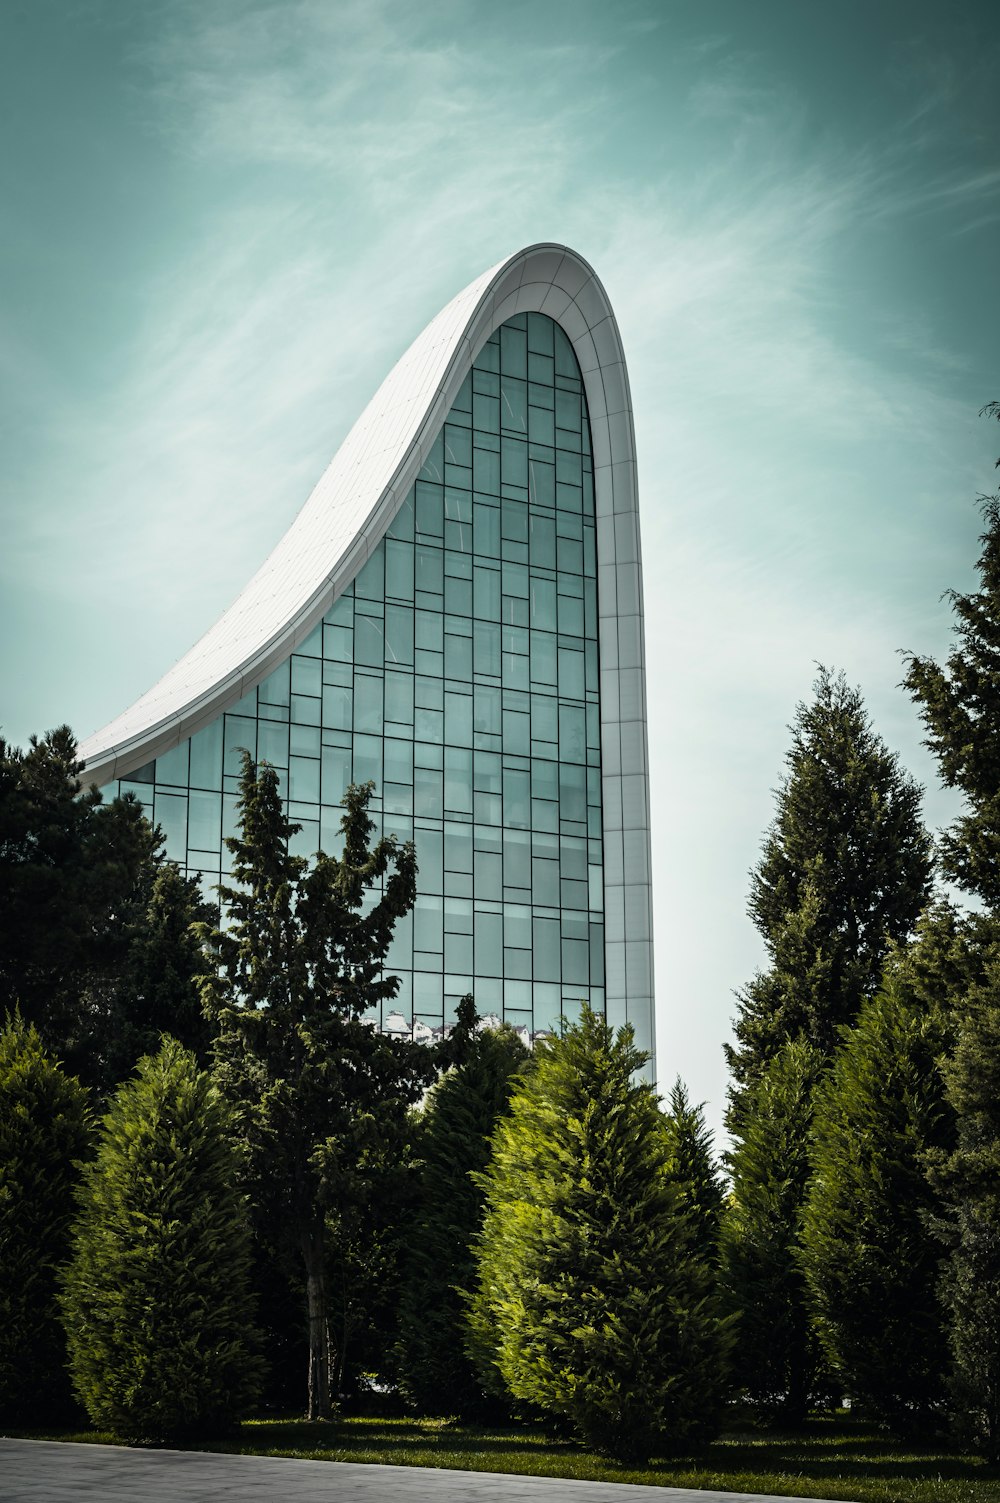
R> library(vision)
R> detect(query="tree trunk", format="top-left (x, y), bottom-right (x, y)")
top-left (301, 1224), bottom-right (331, 1420)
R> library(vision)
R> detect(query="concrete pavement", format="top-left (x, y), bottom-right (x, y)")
top-left (0, 1438), bottom-right (839, 1503)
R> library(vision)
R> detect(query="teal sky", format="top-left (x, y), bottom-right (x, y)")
top-left (2, 0), bottom-right (998, 1140)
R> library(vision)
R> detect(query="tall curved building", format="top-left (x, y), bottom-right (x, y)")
top-left (81, 244), bottom-right (654, 1059)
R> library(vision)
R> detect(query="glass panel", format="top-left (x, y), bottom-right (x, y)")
top-left (189, 720), bottom-right (223, 791)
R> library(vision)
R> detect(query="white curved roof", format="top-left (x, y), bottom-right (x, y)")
top-left (80, 243), bottom-right (655, 1049)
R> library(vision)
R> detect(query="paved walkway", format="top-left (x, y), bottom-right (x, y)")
top-left (0, 1438), bottom-right (838, 1503)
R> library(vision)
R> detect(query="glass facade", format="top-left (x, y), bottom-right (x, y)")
top-left (105, 313), bottom-right (604, 1038)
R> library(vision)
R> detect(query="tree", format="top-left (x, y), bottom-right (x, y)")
top-left (75, 855), bottom-right (216, 1094)
top-left (800, 965), bottom-right (955, 1428)
top-left (927, 949), bottom-right (1000, 1458)
top-left (197, 755), bottom-right (434, 1420)
top-left (468, 1007), bottom-right (732, 1462)
top-left (904, 403), bottom-right (1000, 907)
top-left (0, 727), bottom-right (156, 1063)
top-left (0, 1014), bottom-right (90, 1424)
top-left (726, 669), bottom-right (932, 1131)
top-left (662, 1079), bottom-right (725, 1267)
top-left (397, 1000), bottom-right (528, 1415)
top-left (60, 1038), bottom-right (261, 1440)
top-left (722, 1038), bottom-right (826, 1420)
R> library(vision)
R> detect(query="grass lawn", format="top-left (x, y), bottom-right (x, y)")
top-left (13, 1412), bottom-right (1000, 1503)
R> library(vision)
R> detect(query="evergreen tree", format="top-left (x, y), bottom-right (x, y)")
top-left (727, 669), bottom-right (932, 1131)
top-left (904, 403), bottom-right (1000, 908)
top-left (0, 1014), bottom-right (90, 1424)
top-left (468, 1007), bottom-right (732, 1462)
top-left (0, 727), bottom-right (156, 1062)
top-left (197, 755), bottom-right (433, 1420)
top-left (662, 1079), bottom-right (725, 1267)
top-left (927, 949), bottom-right (1000, 1458)
top-left (75, 855), bottom-right (215, 1093)
top-left (397, 1002), bottom-right (528, 1415)
top-left (722, 1038), bottom-right (825, 1420)
top-left (800, 968), bottom-right (955, 1428)
top-left (60, 1038), bottom-right (262, 1440)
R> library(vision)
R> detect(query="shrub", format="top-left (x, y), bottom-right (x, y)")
top-left (0, 1013), bottom-right (89, 1422)
top-left (60, 1038), bottom-right (262, 1440)
top-left (468, 1007), bottom-right (732, 1461)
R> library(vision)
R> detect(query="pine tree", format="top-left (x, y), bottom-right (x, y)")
top-left (662, 1079), bottom-right (725, 1267)
top-left (0, 1014), bottom-right (90, 1424)
top-left (722, 1038), bottom-right (825, 1420)
top-left (927, 949), bottom-right (1000, 1458)
top-left (197, 755), bottom-right (433, 1420)
top-left (60, 1038), bottom-right (262, 1440)
top-left (800, 967), bottom-right (955, 1428)
top-left (397, 1003), bottom-right (528, 1415)
top-left (904, 403), bottom-right (1000, 908)
top-left (468, 1007), bottom-right (732, 1461)
top-left (727, 669), bottom-right (932, 1131)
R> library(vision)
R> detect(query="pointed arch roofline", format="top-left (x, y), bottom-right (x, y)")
top-left (79, 244), bottom-right (639, 784)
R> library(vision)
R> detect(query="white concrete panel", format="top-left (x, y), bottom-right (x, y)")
top-left (617, 615), bottom-right (642, 671)
top-left (573, 276), bottom-right (611, 331)
top-left (615, 564), bottom-right (640, 618)
top-left (597, 562), bottom-right (618, 617)
top-left (614, 510), bottom-right (639, 566)
top-left (554, 257), bottom-right (591, 301)
top-left (604, 885), bottom-right (627, 943)
top-left (588, 414), bottom-right (612, 472)
top-left (556, 301), bottom-right (590, 346)
top-left (572, 327), bottom-right (600, 377)
top-left (605, 941), bottom-right (627, 996)
top-left (625, 940), bottom-right (652, 997)
top-left (539, 284), bottom-right (574, 321)
top-left (621, 774), bottom-right (648, 832)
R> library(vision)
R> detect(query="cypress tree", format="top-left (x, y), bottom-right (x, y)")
top-left (60, 1038), bottom-right (262, 1441)
top-left (927, 950), bottom-right (1000, 1458)
top-left (397, 1004), bottom-right (528, 1415)
top-left (0, 1014), bottom-right (90, 1424)
top-left (722, 1038), bottom-right (826, 1420)
top-left (902, 404), bottom-right (1000, 1454)
top-left (904, 403), bottom-right (1000, 908)
top-left (662, 1078), bottom-right (725, 1266)
top-left (800, 968), bottom-right (955, 1428)
top-left (469, 1007), bottom-right (732, 1461)
top-left (727, 668), bottom-right (932, 1131)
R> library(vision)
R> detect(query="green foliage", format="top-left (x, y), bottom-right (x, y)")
top-left (662, 1078), bottom-right (725, 1267)
top-left (0, 727), bottom-right (159, 1069)
top-left (0, 1014), bottom-right (90, 1423)
top-left (927, 948), bottom-right (1000, 1459)
top-left (800, 966), bottom-right (955, 1427)
top-left (727, 669), bottom-right (932, 1130)
top-left (77, 856), bottom-right (216, 1094)
top-left (723, 1038), bottom-right (826, 1420)
top-left (197, 756), bottom-right (433, 1418)
top-left (60, 1038), bottom-right (262, 1441)
top-left (397, 1003), bottom-right (529, 1415)
top-left (469, 1007), bottom-right (732, 1462)
top-left (904, 405), bottom-right (1000, 908)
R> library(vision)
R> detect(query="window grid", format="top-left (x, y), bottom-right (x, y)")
top-left (112, 313), bottom-right (604, 1039)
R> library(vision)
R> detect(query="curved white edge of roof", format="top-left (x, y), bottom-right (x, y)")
top-left (79, 241), bottom-right (655, 1037)
top-left (81, 243), bottom-right (630, 781)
